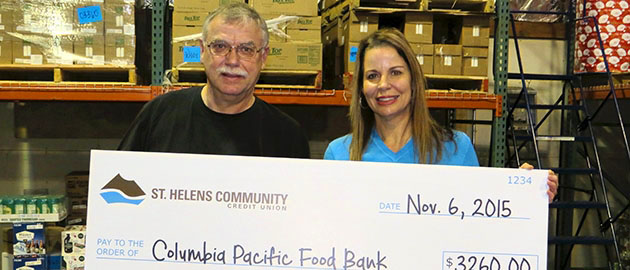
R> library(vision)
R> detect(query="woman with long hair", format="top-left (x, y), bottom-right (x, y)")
top-left (324, 28), bottom-right (558, 200)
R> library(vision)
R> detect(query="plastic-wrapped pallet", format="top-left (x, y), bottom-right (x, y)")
top-left (0, 0), bottom-right (136, 66)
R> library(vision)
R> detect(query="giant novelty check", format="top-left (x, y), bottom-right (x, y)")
top-left (85, 150), bottom-right (549, 270)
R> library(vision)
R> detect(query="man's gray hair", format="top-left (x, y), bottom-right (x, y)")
top-left (201, 3), bottom-right (269, 47)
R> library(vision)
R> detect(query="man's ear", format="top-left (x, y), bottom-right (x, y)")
top-left (260, 46), bottom-right (269, 69)
top-left (199, 39), bottom-right (205, 53)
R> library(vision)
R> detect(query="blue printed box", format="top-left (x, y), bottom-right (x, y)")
top-left (13, 256), bottom-right (47, 270)
top-left (13, 223), bottom-right (46, 256)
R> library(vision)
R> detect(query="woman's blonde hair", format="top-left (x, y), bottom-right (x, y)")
top-left (348, 28), bottom-right (453, 163)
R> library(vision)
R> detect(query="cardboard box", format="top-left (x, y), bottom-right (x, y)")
top-left (66, 172), bottom-right (89, 198)
top-left (461, 16), bottom-right (490, 47)
top-left (0, 10), bottom-right (12, 26)
top-left (250, 0), bottom-right (318, 17)
top-left (265, 42), bottom-right (322, 70)
top-left (66, 213), bottom-right (87, 225)
top-left (172, 25), bottom-right (203, 67)
top-left (404, 13), bottom-right (432, 44)
top-left (62, 226), bottom-right (86, 256)
top-left (284, 16), bottom-right (321, 43)
top-left (105, 34), bottom-right (135, 65)
top-left (174, 0), bottom-right (243, 13)
top-left (12, 40), bottom-right (44, 65)
top-left (434, 44), bottom-right (462, 75)
top-left (462, 46), bottom-right (488, 76)
top-left (173, 11), bottom-right (209, 26)
top-left (344, 41), bottom-right (360, 74)
top-left (69, 197), bottom-right (88, 215)
top-left (322, 0), bottom-right (339, 10)
top-left (342, 11), bottom-right (378, 43)
top-left (74, 3), bottom-right (105, 35)
top-left (289, 16), bottom-right (322, 30)
top-left (0, 34), bottom-right (11, 64)
top-left (287, 29), bottom-right (321, 43)
top-left (14, 5), bottom-right (73, 35)
top-left (62, 255), bottom-right (85, 270)
top-left (13, 257), bottom-right (46, 270)
top-left (13, 223), bottom-right (46, 256)
top-left (74, 35), bottom-right (106, 65)
top-left (46, 36), bottom-right (73, 65)
top-left (410, 43), bottom-right (433, 74)
top-left (104, 3), bottom-right (135, 35)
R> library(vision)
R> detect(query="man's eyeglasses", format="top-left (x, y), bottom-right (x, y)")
top-left (206, 40), bottom-right (265, 59)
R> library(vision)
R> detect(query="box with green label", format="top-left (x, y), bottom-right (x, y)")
top-left (174, 0), bottom-right (243, 13)
top-left (104, 2), bottom-right (135, 35)
top-left (265, 42), bottom-right (322, 70)
top-left (12, 40), bottom-right (44, 64)
top-left (105, 34), bottom-right (135, 65)
top-left (74, 35), bottom-right (105, 65)
top-left (250, 0), bottom-right (318, 17)
top-left (173, 11), bottom-right (209, 26)
top-left (172, 25), bottom-right (203, 67)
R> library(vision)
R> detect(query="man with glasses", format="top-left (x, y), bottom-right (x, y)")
top-left (118, 3), bottom-right (310, 158)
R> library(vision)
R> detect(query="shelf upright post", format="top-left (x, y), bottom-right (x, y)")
top-left (152, 0), bottom-right (165, 86)
top-left (491, 0), bottom-right (509, 167)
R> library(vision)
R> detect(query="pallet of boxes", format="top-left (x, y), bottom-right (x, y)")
top-left (0, 0), bottom-right (136, 84)
top-left (322, 0), bottom-right (491, 91)
top-left (250, 0), bottom-right (323, 88)
top-left (171, 0), bottom-right (323, 88)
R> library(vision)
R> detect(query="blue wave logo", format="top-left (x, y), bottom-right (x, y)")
top-left (100, 174), bottom-right (146, 205)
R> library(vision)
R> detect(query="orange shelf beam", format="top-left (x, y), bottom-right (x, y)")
top-left (575, 84), bottom-right (630, 100)
top-left (255, 89), bottom-right (349, 106)
top-left (0, 84), bottom-right (502, 116)
top-left (0, 83), bottom-right (159, 102)
top-left (426, 91), bottom-right (503, 117)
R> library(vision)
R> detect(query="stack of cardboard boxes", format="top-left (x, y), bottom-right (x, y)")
top-left (341, 10), bottom-right (378, 74)
top-left (0, 0), bottom-right (135, 66)
top-left (250, 0), bottom-right (322, 71)
top-left (171, 0), bottom-right (244, 68)
top-left (405, 13), bottom-right (434, 74)
top-left (431, 14), bottom-right (490, 76)
top-left (0, 7), bottom-right (12, 64)
top-left (333, 10), bottom-right (490, 77)
top-left (66, 172), bottom-right (89, 225)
